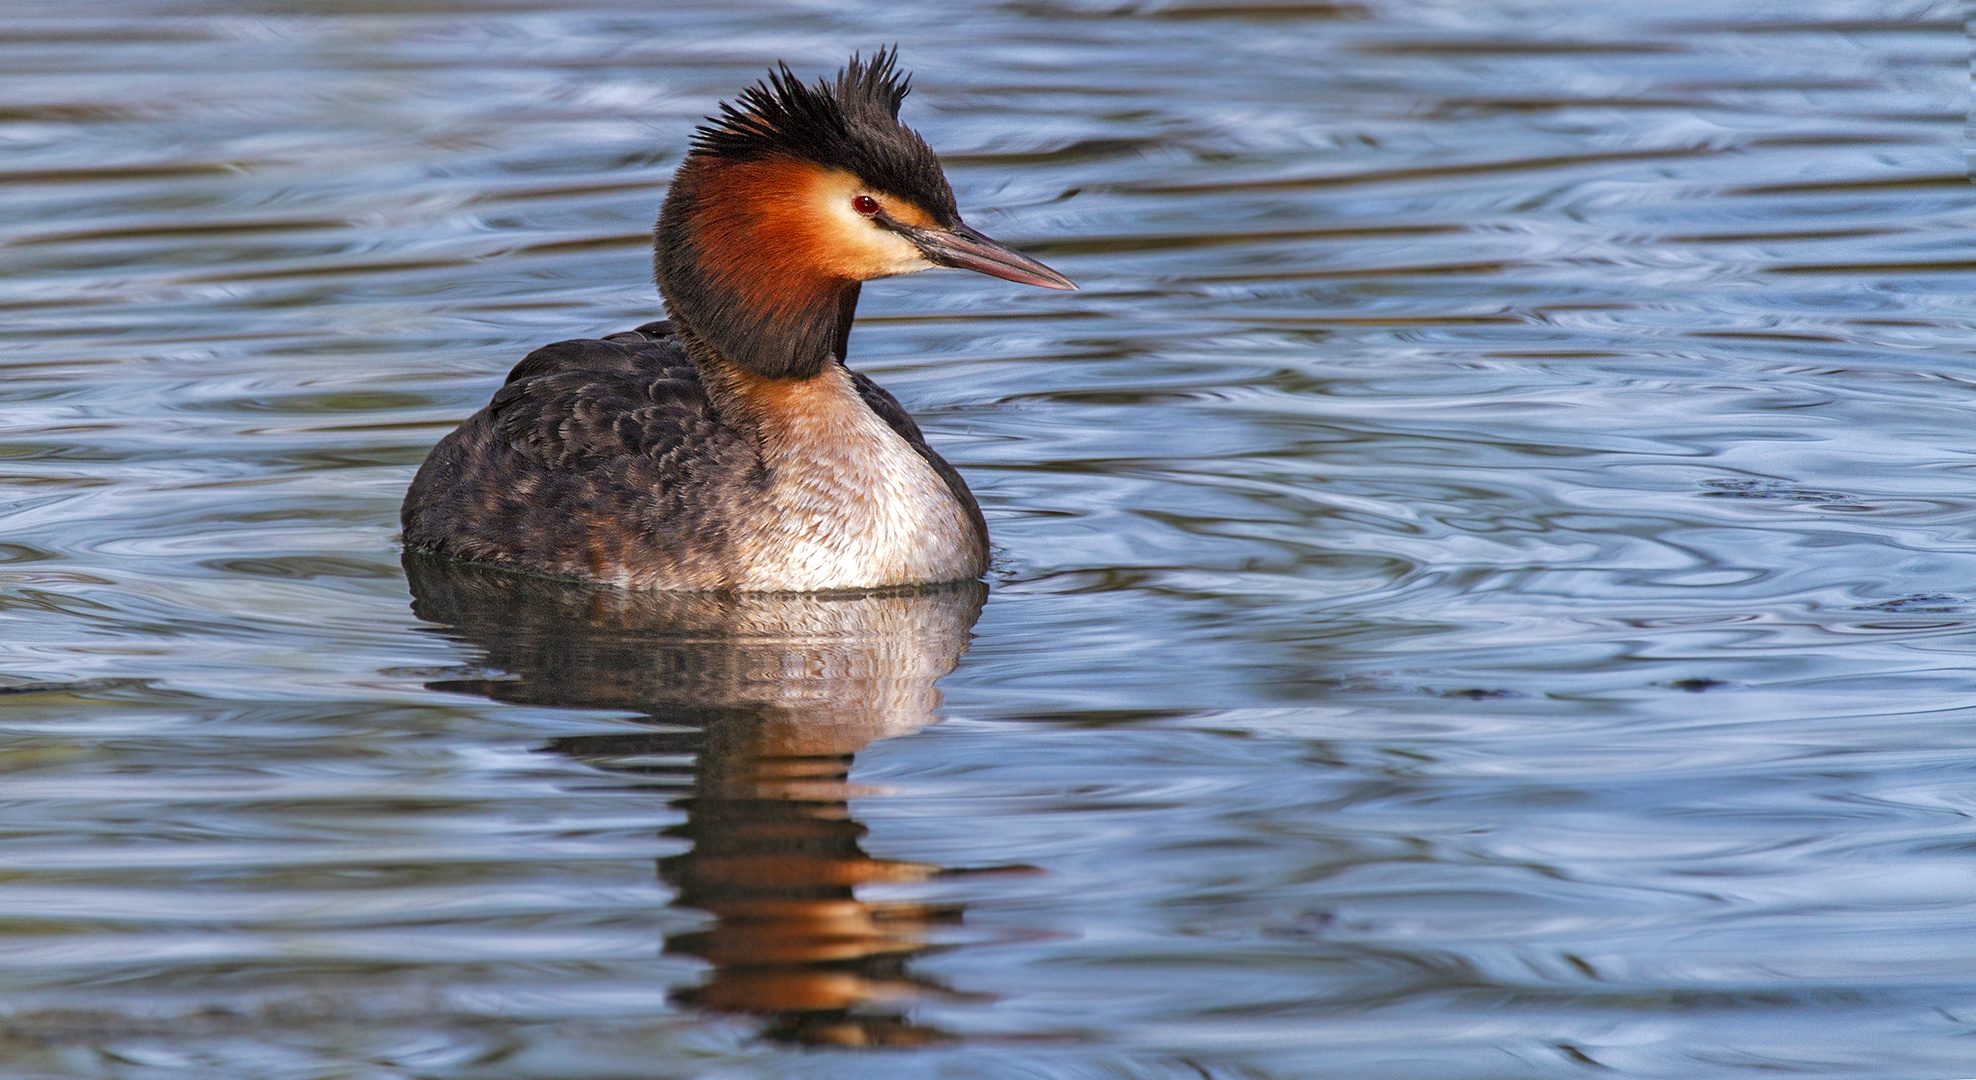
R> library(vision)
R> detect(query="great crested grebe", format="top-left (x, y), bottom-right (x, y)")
top-left (402, 50), bottom-right (1075, 591)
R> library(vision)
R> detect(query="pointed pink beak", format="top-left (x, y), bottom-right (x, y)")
top-left (908, 222), bottom-right (1077, 291)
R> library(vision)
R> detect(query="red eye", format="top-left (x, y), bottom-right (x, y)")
top-left (852, 195), bottom-right (880, 217)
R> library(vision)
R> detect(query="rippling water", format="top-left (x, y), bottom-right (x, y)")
top-left (2, 1), bottom-right (1973, 1076)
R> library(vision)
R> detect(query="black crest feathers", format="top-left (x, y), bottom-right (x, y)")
top-left (687, 49), bottom-right (957, 223)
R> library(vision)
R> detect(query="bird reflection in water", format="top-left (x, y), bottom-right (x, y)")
top-left (403, 550), bottom-right (996, 1046)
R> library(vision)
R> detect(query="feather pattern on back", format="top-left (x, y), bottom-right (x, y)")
top-left (402, 321), bottom-right (987, 590)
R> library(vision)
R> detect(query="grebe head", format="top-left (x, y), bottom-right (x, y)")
top-left (656, 49), bottom-right (1075, 380)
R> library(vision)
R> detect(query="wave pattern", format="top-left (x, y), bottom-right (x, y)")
top-left (0, 0), bottom-right (1972, 1077)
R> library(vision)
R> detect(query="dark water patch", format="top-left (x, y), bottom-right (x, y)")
top-left (1698, 480), bottom-right (1859, 504)
top-left (1658, 18), bottom-right (1962, 33)
top-left (1851, 595), bottom-right (1966, 614)
top-left (1661, 678), bottom-right (1733, 692)
top-left (1120, 148), bottom-right (1721, 196)
top-left (1728, 172), bottom-right (1969, 195)
top-left (508, 231), bottom-right (652, 256)
top-left (6, 217), bottom-right (356, 248)
top-left (1354, 39), bottom-right (1689, 56)
top-left (1139, 2), bottom-right (1373, 21)
top-left (0, 162), bottom-right (259, 186)
top-left (943, 137), bottom-right (1165, 167)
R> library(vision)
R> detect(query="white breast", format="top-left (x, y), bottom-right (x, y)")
top-left (732, 365), bottom-right (983, 591)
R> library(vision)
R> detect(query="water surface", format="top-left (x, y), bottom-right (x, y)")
top-left (1, 1), bottom-right (1973, 1076)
